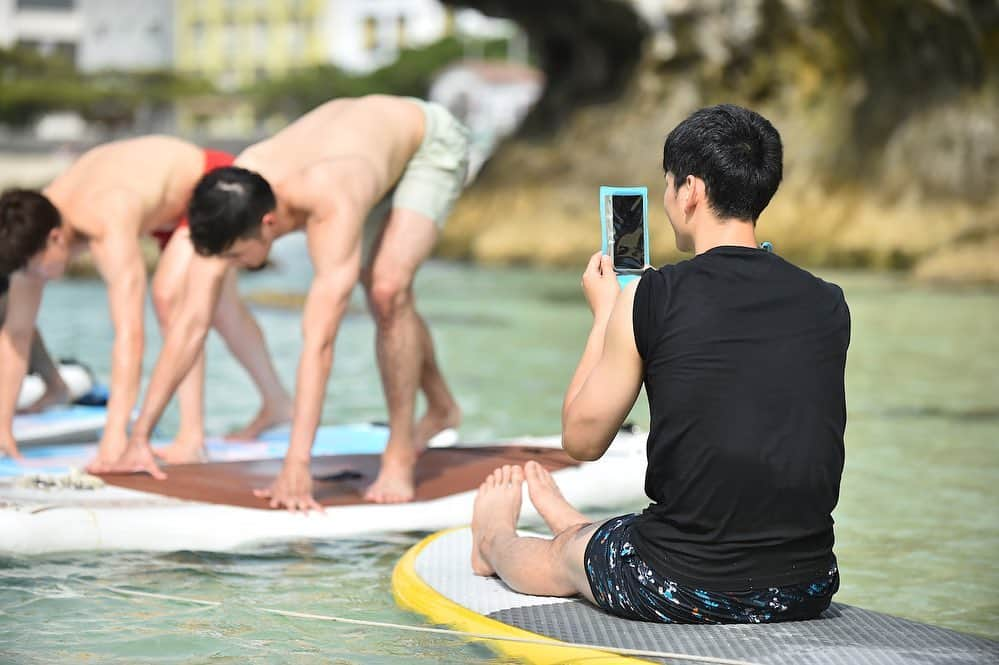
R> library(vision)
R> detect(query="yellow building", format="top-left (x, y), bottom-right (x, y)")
top-left (174, 0), bottom-right (328, 136)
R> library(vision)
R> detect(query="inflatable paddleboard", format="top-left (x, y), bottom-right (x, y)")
top-left (393, 528), bottom-right (999, 665)
top-left (12, 405), bottom-right (109, 447)
top-left (17, 361), bottom-right (96, 410)
top-left (0, 429), bottom-right (648, 554)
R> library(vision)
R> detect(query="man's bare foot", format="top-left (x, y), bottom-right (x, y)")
top-left (226, 401), bottom-right (294, 442)
top-left (470, 465), bottom-right (524, 577)
top-left (87, 442), bottom-right (166, 479)
top-left (525, 460), bottom-right (589, 535)
top-left (414, 403), bottom-right (461, 450)
top-left (153, 440), bottom-right (207, 464)
top-left (364, 453), bottom-right (417, 504)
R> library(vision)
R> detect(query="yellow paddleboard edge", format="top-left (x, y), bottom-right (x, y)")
top-left (392, 527), bottom-right (651, 665)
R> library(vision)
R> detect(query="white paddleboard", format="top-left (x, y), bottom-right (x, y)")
top-left (0, 429), bottom-right (649, 554)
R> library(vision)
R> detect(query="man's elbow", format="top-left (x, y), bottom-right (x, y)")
top-left (561, 421), bottom-right (606, 462)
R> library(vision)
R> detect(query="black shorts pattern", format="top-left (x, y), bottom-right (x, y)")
top-left (584, 514), bottom-right (839, 624)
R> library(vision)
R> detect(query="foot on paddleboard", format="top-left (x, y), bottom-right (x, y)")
top-left (525, 460), bottom-right (589, 535)
top-left (364, 455), bottom-right (417, 504)
top-left (471, 464), bottom-right (524, 577)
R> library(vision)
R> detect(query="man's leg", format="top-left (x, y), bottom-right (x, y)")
top-left (470, 463), bottom-right (598, 602)
top-left (362, 208), bottom-right (460, 504)
top-left (150, 230), bottom-right (207, 463)
top-left (212, 266), bottom-right (293, 440)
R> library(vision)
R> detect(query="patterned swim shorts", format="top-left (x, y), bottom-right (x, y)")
top-left (583, 514), bottom-right (839, 624)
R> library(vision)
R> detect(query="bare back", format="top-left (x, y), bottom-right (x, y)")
top-left (236, 96), bottom-right (425, 216)
top-left (44, 136), bottom-right (205, 241)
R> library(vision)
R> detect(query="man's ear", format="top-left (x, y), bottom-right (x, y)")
top-left (260, 211), bottom-right (276, 228)
top-left (683, 175), bottom-right (701, 216)
top-left (47, 226), bottom-right (63, 248)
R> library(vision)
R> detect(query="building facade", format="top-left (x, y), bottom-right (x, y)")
top-left (77, 0), bottom-right (173, 72)
top-left (0, 0), bottom-right (82, 60)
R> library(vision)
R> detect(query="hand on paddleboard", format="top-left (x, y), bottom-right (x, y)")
top-left (254, 460), bottom-right (324, 513)
top-left (0, 430), bottom-right (22, 460)
top-left (582, 252), bottom-right (620, 319)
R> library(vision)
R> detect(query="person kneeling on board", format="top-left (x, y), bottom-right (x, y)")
top-left (111, 95), bottom-right (469, 507)
top-left (0, 137), bottom-right (292, 463)
top-left (470, 105), bottom-right (850, 624)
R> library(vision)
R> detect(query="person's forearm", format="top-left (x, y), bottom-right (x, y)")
top-left (284, 288), bottom-right (350, 467)
top-left (29, 329), bottom-right (68, 393)
top-left (104, 322), bottom-right (144, 435)
top-left (0, 330), bottom-right (32, 432)
top-left (284, 339), bottom-right (335, 466)
top-left (131, 314), bottom-right (212, 439)
top-left (562, 311), bottom-right (612, 425)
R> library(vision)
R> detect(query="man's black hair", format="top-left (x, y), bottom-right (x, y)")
top-left (662, 104), bottom-right (783, 222)
top-left (188, 166), bottom-right (276, 256)
top-left (0, 189), bottom-right (62, 274)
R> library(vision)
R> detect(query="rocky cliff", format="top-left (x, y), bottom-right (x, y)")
top-left (442, 0), bottom-right (999, 284)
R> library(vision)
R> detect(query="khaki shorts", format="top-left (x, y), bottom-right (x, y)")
top-left (363, 99), bottom-right (470, 257)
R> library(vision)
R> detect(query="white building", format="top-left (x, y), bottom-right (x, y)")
top-left (77, 0), bottom-right (173, 72)
top-left (430, 60), bottom-right (544, 178)
top-left (0, 0), bottom-right (82, 59)
top-left (323, 0), bottom-right (517, 74)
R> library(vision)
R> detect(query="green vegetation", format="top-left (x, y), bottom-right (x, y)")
top-left (246, 36), bottom-right (508, 118)
top-left (0, 46), bottom-right (213, 127)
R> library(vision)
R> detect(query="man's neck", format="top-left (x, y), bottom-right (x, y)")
top-left (693, 217), bottom-right (758, 255)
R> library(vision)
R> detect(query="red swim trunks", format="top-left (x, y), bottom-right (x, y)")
top-left (151, 148), bottom-right (235, 251)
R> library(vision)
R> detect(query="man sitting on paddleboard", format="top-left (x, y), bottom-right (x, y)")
top-left (0, 137), bottom-right (292, 462)
top-left (108, 95), bottom-right (469, 507)
top-left (470, 105), bottom-right (850, 624)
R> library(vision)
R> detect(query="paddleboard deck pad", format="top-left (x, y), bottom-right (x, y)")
top-left (0, 430), bottom-right (648, 554)
top-left (393, 528), bottom-right (998, 665)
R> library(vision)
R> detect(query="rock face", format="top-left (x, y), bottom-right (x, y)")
top-left (442, 0), bottom-right (999, 284)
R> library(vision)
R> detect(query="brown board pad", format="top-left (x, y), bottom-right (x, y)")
top-left (99, 446), bottom-right (579, 509)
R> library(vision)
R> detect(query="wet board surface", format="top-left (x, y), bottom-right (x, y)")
top-left (99, 446), bottom-right (579, 509)
top-left (0, 422), bottom-right (392, 478)
top-left (393, 528), bottom-right (999, 665)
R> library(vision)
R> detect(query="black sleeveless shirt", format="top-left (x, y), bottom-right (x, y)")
top-left (630, 246), bottom-right (849, 590)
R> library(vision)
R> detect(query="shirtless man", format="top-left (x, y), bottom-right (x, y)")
top-left (0, 136), bottom-right (292, 463)
top-left (104, 96), bottom-right (469, 507)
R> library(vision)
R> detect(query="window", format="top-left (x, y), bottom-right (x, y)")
top-left (16, 0), bottom-right (74, 9)
top-left (363, 16), bottom-right (378, 52)
top-left (191, 20), bottom-right (205, 53)
top-left (222, 22), bottom-right (237, 60)
top-left (255, 21), bottom-right (268, 60)
top-left (288, 21), bottom-right (305, 60)
top-left (396, 15), bottom-right (407, 48)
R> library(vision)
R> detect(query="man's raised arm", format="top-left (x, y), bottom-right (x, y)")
top-left (0, 275), bottom-right (44, 458)
top-left (561, 254), bottom-right (644, 461)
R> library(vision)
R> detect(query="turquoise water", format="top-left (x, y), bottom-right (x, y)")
top-left (2, 236), bottom-right (997, 662)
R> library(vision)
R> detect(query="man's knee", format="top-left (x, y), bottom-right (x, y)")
top-left (150, 282), bottom-right (176, 324)
top-left (367, 275), bottom-right (413, 323)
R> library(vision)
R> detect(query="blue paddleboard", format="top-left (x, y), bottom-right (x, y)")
top-left (0, 422), bottom-right (390, 478)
